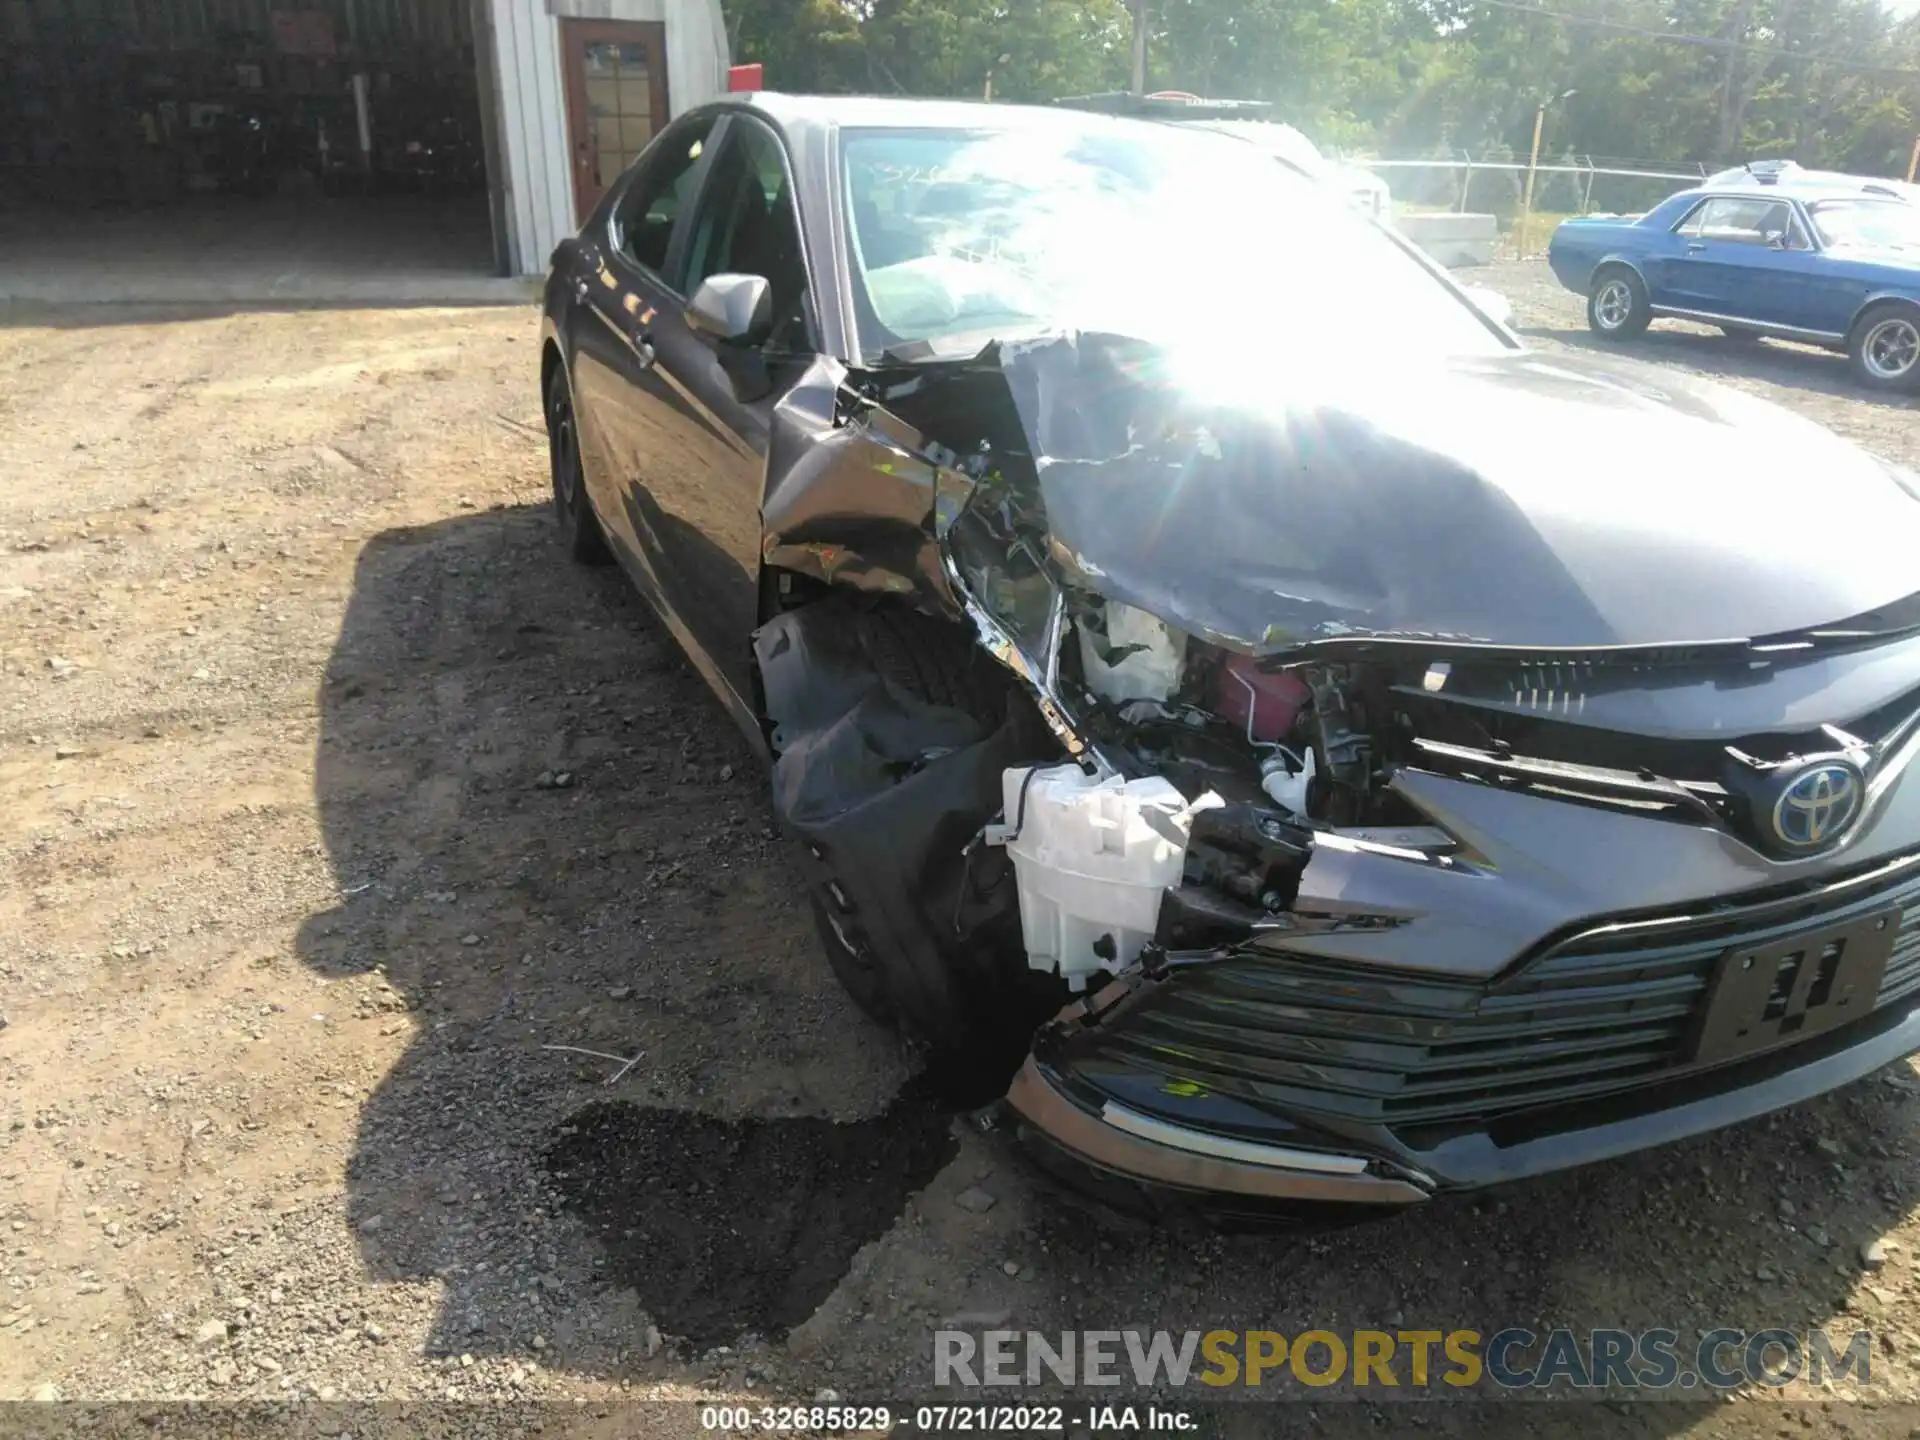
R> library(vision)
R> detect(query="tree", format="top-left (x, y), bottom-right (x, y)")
top-left (723, 0), bottom-right (1920, 177)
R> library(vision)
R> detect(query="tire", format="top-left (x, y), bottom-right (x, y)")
top-left (803, 603), bottom-right (1007, 1033)
top-left (790, 602), bottom-right (1067, 1100)
top-left (544, 363), bottom-right (613, 564)
top-left (811, 884), bottom-right (898, 1026)
top-left (851, 601), bottom-right (1008, 716)
top-left (1847, 303), bottom-right (1920, 393)
top-left (1587, 267), bottom-right (1650, 340)
top-left (1719, 325), bottom-right (1761, 343)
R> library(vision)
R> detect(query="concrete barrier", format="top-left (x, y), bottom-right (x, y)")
top-left (1396, 212), bottom-right (1498, 268)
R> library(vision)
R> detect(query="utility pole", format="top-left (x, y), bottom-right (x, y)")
top-left (1518, 88), bottom-right (1575, 259)
top-left (1130, 0), bottom-right (1148, 96)
top-left (1520, 101), bottom-right (1548, 241)
top-left (984, 53), bottom-right (1008, 101)
top-left (1908, 133), bottom-right (1919, 184)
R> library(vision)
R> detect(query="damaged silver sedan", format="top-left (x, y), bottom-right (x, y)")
top-left (540, 94), bottom-right (1920, 1220)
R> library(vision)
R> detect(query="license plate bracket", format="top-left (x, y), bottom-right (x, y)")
top-left (1692, 908), bottom-right (1896, 1066)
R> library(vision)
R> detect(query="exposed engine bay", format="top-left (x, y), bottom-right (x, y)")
top-left (752, 327), bottom-right (1920, 1075)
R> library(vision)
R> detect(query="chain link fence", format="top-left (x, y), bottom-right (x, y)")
top-left (1360, 155), bottom-right (1711, 223)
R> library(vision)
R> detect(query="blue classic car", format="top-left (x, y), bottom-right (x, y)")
top-left (1548, 179), bottom-right (1920, 392)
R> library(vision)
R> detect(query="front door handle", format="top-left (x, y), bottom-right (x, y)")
top-left (1686, 242), bottom-right (1707, 254)
top-left (572, 276), bottom-right (591, 303)
top-left (632, 331), bottom-right (656, 371)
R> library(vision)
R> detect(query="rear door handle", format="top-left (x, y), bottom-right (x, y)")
top-left (572, 277), bottom-right (591, 303)
top-left (631, 331), bottom-right (656, 371)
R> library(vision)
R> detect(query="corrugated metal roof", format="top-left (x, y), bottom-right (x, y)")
top-left (7, 0), bottom-right (471, 50)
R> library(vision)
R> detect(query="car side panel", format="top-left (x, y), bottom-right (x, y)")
top-left (1778, 253), bottom-right (1873, 336)
top-left (1645, 225), bottom-right (1718, 311)
top-left (1839, 272), bottom-right (1920, 337)
top-left (571, 237), bottom-right (686, 604)
top-left (1547, 219), bottom-right (1644, 295)
top-left (1683, 239), bottom-right (1813, 328)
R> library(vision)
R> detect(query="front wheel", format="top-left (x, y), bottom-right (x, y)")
top-left (798, 603), bottom-right (1005, 1037)
top-left (1587, 268), bottom-right (1650, 340)
top-left (1848, 304), bottom-right (1920, 393)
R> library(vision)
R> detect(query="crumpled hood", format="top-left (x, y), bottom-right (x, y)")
top-left (1003, 334), bottom-right (1920, 651)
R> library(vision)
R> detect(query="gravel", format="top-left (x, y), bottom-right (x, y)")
top-left (0, 286), bottom-right (1916, 1430)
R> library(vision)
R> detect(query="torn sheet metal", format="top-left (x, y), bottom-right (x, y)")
top-left (760, 353), bottom-right (1103, 764)
top-left (759, 355), bottom-right (976, 619)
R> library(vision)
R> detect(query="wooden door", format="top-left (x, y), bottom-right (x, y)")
top-left (559, 19), bottom-right (670, 223)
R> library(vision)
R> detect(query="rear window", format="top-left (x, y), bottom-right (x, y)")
top-left (1809, 199), bottom-right (1920, 249)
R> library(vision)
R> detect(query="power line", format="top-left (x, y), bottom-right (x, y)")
top-left (1467, 0), bottom-right (1920, 79)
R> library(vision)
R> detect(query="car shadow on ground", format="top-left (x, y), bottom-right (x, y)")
top-left (1518, 322), bottom-right (1918, 410)
top-left (294, 500), bottom-right (936, 1371)
top-left (296, 500), bottom-right (1920, 1411)
top-left (0, 298), bottom-right (530, 330)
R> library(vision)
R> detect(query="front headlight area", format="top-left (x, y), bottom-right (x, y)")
top-left (908, 349), bottom-right (1467, 1000)
top-left (945, 487), bottom-right (1458, 991)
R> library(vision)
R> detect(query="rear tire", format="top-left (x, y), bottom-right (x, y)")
top-left (1587, 267), bottom-right (1650, 340)
top-left (1848, 303), bottom-right (1920, 393)
top-left (544, 364), bottom-right (613, 564)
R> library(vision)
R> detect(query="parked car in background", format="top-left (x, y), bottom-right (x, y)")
top-left (1548, 177), bottom-right (1920, 391)
top-left (1705, 158), bottom-right (1920, 206)
top-left (1053, 91), bottom-right (1392, 224)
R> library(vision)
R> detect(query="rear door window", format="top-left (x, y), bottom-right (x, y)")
top-left (1690, 196), bottom-right (1787, 246)
top-left (610, 114), bottom-right (717, 284)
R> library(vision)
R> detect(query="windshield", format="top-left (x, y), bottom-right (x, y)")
top-left (1809, 199), bottom-right (1920, 249)
top-left (839, 122), bottom-right (1504, 365)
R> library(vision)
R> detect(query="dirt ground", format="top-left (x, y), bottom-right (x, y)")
top-left (3, 268), bottom-right (1920, 1436)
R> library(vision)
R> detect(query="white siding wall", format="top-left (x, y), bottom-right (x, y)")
top-left (486, 0), bottom-right (729, 276)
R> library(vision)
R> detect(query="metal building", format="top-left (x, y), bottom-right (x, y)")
top-left (0, 0), bottom-right (728, 286)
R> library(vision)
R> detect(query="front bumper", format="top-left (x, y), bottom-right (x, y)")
top-left (1010, 994), bottom-right (1920, 1204)
top-left (1006, 835), bottom-right (1920, 1205)
top-left (1007, 1058), bottom-right (1429, 1206)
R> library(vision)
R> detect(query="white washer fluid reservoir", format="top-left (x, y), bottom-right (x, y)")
top-left (989, 764), bottom-right (1219, 989)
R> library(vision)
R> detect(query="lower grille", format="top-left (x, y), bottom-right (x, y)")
top-left (1084, 854), bottom-right (1920, 1137)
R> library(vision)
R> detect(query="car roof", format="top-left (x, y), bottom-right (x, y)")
top-left (1677, 180), bottom-right (1912, 206)
top-left (1706, 161), bottom-right (1915, 194)
top-left (734, 90), bottom-right (1181, 141)
top-left (1178, 117), bottom-right (1326, 165)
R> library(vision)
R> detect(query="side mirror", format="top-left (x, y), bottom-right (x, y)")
top-left (686, 273), bottom-right (775, 402)
top-left (1461, 284), bottom-right (1514, 329)
top-left (687, 273), bottom-right (772, 345)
